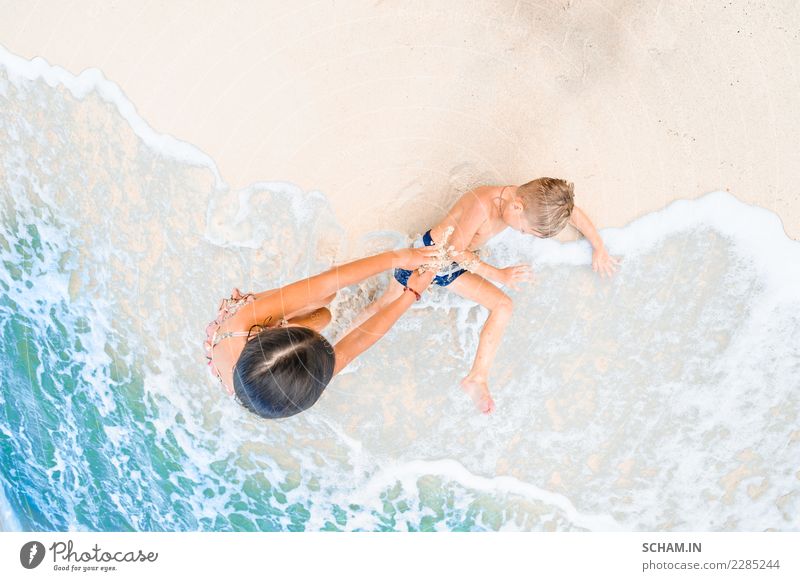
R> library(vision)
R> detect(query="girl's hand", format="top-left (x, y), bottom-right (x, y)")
top-left (392, 247), bottom-right (440, 270)
top-left (406, 269), bottom-right (436, 294)
top-left (592, 246), bottom-right (621, 278)
top-left (499, 264), bottom-right (534, 290)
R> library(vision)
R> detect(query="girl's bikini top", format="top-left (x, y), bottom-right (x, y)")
top-left (205, 289), bottom-right (287, 394)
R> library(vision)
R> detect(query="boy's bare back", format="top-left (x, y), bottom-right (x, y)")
top-left (428, 185), bottom-right (511, 253)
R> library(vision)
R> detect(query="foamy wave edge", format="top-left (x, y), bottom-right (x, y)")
top-left (527, 192), bottom-right (799, 285)
top-left (355, 458), bottom-right (624, 531)
top-left (0, 43), bottom-right (224, 189)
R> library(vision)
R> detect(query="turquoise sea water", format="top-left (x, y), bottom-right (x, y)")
top-left (1, 45), bottom-right (799, 532)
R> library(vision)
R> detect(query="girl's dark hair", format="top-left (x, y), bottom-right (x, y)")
top-left (232, 325), bottom-right (335, 419)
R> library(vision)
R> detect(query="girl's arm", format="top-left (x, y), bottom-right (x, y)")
top-left (333, 270), bottom-right (435, 375)
top-left (246, 247), bottom-right (438, 325)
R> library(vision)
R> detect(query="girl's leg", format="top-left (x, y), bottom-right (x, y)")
top-left (286, 307), bottom-right (332, 332)
top-left (446, 272), bottom-right (514, 414)
top-left (345, 278), bottom-right (406, 333)
top-left (251, 287), bottom-right (279, 300)
top-left (253, 288), bottom-right (336, 319)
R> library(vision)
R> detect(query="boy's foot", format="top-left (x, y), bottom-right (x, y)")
top-left (460, 374), bottom-right (495, 414)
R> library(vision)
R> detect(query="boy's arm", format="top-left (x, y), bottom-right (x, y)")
top-left (451, 250), bottom-right (502, 281)
top-left (569, 206), bottom-right (605, 250)
top-left (569, 205), bottom-right (621, 277)
top-left (450, 251), bottom-right (532, 290)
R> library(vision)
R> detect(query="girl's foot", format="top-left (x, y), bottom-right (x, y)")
top-left (460, 374), bottom-right (495, 414)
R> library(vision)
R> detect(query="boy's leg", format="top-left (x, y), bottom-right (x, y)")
top-left (447, 272), bottom-right (514, 414)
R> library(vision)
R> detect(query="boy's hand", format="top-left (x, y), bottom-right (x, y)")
top-left (592, 246), bottom-right (621, 277)
top-left (498, 264), bottom-right (534, 290)
top-left (392, 247), bottom-right (440, 270)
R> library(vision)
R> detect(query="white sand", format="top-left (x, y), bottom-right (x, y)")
top-left (1, 0), bottom-right (798, 247)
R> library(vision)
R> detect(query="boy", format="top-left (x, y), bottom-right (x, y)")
top-left (354, 178), bottom-right (620, 413)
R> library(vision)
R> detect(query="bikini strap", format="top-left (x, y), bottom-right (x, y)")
top-left (211, 330), bottom-right (252, 348)
top-left (211, 318), bottom-right (291, 349)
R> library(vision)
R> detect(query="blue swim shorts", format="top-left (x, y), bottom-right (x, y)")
top-left (393, 230), bottom-right (467, 288)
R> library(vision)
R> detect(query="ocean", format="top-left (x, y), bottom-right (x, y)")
top-left (1, 44), bottom-right (798, 532)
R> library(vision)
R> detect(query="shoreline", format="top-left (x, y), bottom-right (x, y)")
top-left (0, 1), bottom-right (797, 246)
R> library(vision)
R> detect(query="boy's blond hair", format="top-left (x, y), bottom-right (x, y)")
top-left (516, 177), bottom-right (575, 238)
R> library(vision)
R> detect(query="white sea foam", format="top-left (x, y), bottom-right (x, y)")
top-left (357, 459), bottom-right (623, 531)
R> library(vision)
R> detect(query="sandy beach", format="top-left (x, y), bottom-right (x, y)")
top-left (1, 0), bottom-right (798, 246)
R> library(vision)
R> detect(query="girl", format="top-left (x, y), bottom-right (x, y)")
top-left (204, 248), bottom-right (437, 419)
